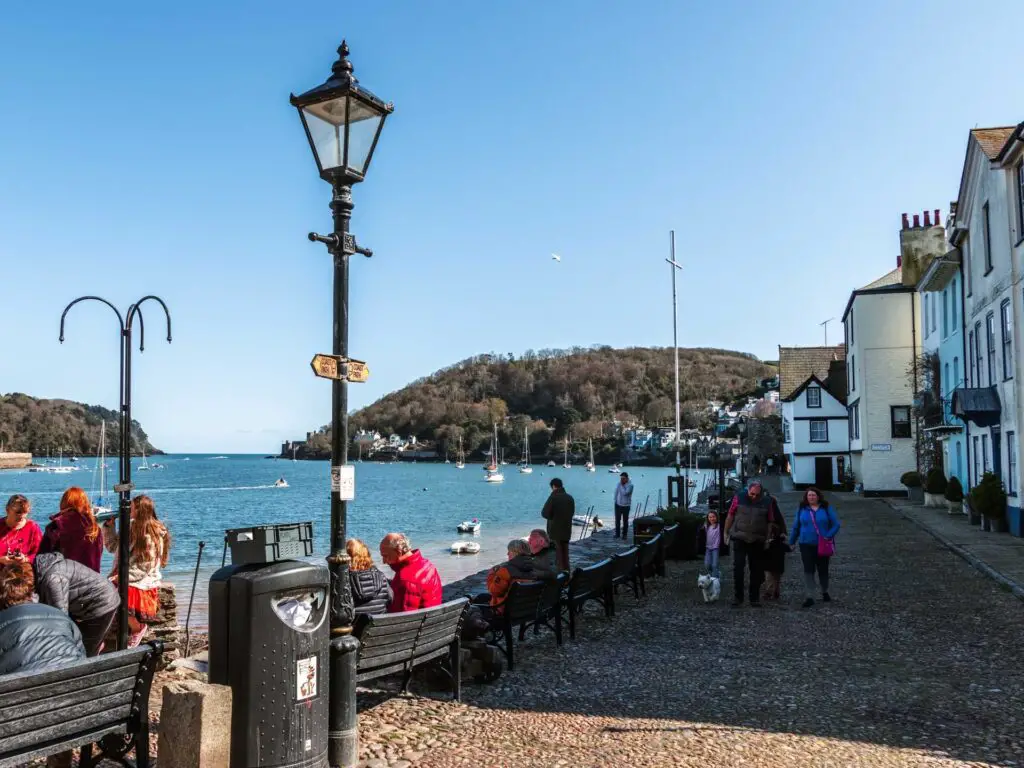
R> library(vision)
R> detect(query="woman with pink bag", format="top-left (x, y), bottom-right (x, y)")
top-left (789, 487), bottom-right (840, 609)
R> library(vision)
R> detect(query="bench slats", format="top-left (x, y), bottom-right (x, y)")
top-left (0, 723), bottom-right (126, 768)
top-left (356, 646), bottom-right (449, 682)
top-left (0, 647), bottom-right (151, 694)
top-left (0, 665), bottom-right (137, 711)
top-left (0, 702), bottom-right (132, 754)
top-left (0, 689), bottom-right (133, 740)
top-left (0, 677), bottom-right (135, 726)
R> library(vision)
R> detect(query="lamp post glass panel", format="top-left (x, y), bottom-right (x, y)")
top-left (736, 417), bottom-right (747, 486)
top-left (291, 40), bottom-right (392, 768)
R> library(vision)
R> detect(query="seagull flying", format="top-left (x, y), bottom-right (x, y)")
top-left (551, 253), bottom-right (561, 262)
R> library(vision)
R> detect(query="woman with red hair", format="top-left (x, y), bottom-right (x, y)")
top-left (103, 495), bottom-right (171, 647)
top-left (38, 487), bottom-right (103, 572)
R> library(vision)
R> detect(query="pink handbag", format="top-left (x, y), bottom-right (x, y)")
top-left (808, 508), bottom-right (836, 557)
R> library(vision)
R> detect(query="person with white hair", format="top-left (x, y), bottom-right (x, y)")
top-left (484, 538), bottom-right (535, 615)
top-left (379, 532), bottom-right (442, 613)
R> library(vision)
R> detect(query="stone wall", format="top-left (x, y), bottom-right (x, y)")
top-left (0, 453), bottom-right (31, 470)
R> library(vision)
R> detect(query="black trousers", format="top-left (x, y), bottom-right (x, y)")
top-left (614, 505), bottom-right (630, 537)
top-left (77, 609), bottom-right (116, 657)
top-left (732, 539), bottom-right (764, 603)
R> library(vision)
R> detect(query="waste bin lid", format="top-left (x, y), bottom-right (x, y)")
top-left (226, 559), bottom-right (330, 596)
top-left (633, 515), bottom-right (665, 525)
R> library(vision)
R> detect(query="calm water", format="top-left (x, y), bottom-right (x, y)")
top-left (0, 455), bottom-right (712, 614)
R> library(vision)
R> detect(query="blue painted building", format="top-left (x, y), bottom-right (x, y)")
top-left (918, 251), bottom-right (969, 493)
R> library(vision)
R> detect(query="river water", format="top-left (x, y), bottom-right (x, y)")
top-left (1, 455), bottom-right (713, 621)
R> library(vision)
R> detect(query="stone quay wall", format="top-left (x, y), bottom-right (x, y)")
top-left (0, 453), bottom-right (31, 470)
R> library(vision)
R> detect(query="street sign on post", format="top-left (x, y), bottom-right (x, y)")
top-left (310, 354), bottom-right (370, 383)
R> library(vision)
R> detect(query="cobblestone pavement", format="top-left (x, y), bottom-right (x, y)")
top-left (357, 490), bottom-right (1024, 768)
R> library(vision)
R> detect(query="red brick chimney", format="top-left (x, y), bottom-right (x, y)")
top-left (902, 213), bottom-right (910, 230)
top-left (924, 210), bottom-right (932, 227)
top-left (913, 214), bottom-right (921, 228)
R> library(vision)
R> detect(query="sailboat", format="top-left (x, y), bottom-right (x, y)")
top-left (562, 434), bottom-right (572, 470)
top-left (586, 438), bottom-right (596, 471)
top-left (92, 424), bottom-right (112, 517)
top-left (518, 427), bottom-right (533, 474)
top-left (485, 425), bottom-right (504, 483)
top-left (138, 446), bottom-right (150, 471)
top-left (455, 436), bottom-right (466, 470)
top-left (52, 448), bottom-right (74, 474)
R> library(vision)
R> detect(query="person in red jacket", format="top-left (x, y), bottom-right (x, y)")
top-left (379, 533), bottom-right (442, 613)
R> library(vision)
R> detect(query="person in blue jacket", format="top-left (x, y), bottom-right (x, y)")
top-left (789, 487), bottom-right (840, 608)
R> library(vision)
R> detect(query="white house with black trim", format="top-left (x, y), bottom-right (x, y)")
top-left (781, 371), bottom-right (850, 488)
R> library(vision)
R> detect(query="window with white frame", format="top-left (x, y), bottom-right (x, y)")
top-left (806, 387), bottom-right (821, 408)
top-left (973, 436), bottom-right (980, 485)
top-left (809, 420), bottom-right (828, 443)
top-left (932, 293), bottom-right (937, 333)
top-left (954, 357), bottom-right (960, 389)
top-left (969, 331), bottom-right (976, 386)
top-left (924, 295), bottom-right (930, 338)
top-left (851, 355), bottom-right (855, 391)
top-left (1009, 431), bottom-right (1018, 495)
top-left (1002, 299), bottom-right (1013, 380)
top-left (783, 419), bottom-right (791, 443)
top-left (964, 235), bottom-right (973, 297)
top-left (943, 289), bottom-right (949, 337)
top-left (983, 202), bottom-right (993, 274)
top-left (1018, 159), bottom-right (1024, 237)
top-left (975, 322), bottom-right (984, 386)
top-left (944, 363), bottom-right (950, 395)
top-left (982, 434), bottom-right (990, 473)
top-left (987, 312), bottom-right (996, 385)
top-left (853, 403), bottom-right (860, 439)
top-left (891, 406), bottom-right (911, 438)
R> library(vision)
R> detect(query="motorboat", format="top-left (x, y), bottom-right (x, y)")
top-left (450, 541), bottom-right (481, 555)
top-left (546, 460), bottom-right (556, 467)
top-left (608, 464), bottom-right (622, 474)
top-left (274, 478), bottom-right (289, 488)
top-left (456, 519), bottom-right (481, 534)
top-left (484, 470), bottom-right (504, 483)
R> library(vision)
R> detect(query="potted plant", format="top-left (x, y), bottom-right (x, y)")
top-left (923, 468), bottom-right (948, 508)
top-left (944, 476), bottom-right (964, 515)
top-left (970, 472), bottom-right (1008, 533)
top-left (901, 471), bottom-right (923, 503)
top-left (841, 468), bottom-right (856, 492)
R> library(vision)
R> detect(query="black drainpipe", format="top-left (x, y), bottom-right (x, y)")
top-left (912, 291), bottom-right (921, 479)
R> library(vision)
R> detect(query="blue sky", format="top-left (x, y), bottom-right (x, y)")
top-left (2, 1), bottom-right (1022, 452)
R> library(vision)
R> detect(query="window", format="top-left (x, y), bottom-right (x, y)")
top-left (987, 312), bottom-right (996, 385)
top-left (854, 403), bottom-right (860, 440)
top-left (969, 331), bottom-right (976, 386)
top-left (1009, 432), bottom-right (1018, 495)
top-left (956, 442), bottom-right (963, 483)
top-left (983, 202), bottom-right (993, 274)
top-left (850, 355), bottom-right (856, 391)
top-left (975, 322), bottom-right (984, 386)
top-left (783, 420), bottom-right (791, 443)
top-left (982, 434), bottom-right (990, 472)
top-left (944, 362), bottom-right (950, 395)
top-left (806, 386), bottom-right (821, 408)
top-left (954, 357), bottom-right (960, 389)
top-left (1018, 160), bottom-right (1024, 237)
top-left (964, 235), bottom-right (973, 296)
top-left (952, 277), bottom-right (958, 326)
top-left (850, 310), bottom-right (854, 344)
top-left (943, 289), bottom-right (949, 337)
top-left (809, 420), bottom-right (828, 443)
top-left (932, 293), bottom-right (937, 333)
top-left (924, 295), bottom-right (930, 339)
top-left (973, 436), bottom-right (980, 485)
top-left (891, 406), bottom-right (912, 438)
top-left (848, 407), bottom-right (854, 439)
top-left (1002, 299), bottom-right (1013, 380)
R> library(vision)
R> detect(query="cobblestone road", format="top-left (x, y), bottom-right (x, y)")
top-left (357, 490), bottom-right (1024, 768)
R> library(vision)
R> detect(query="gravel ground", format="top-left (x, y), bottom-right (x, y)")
top-left (356, 491), bottom-right (1024, 768)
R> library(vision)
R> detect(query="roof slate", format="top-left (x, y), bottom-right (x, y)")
top-left (778, 345), bottom-right (847, 401)
top-left (862, 267), bottom-right (902, 290)
top-left (971, 127), bottom-right (1016, 160)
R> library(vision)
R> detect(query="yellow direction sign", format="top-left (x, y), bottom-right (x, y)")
top-left (310, 354), bottom-right (370, 383)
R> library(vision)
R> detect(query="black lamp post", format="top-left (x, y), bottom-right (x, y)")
top-left (736, 416), bottom-right (748, 487)
top-left (291, 40), bottom-right (392, 768)
top-left (59, 296), bottom-right (171, 650)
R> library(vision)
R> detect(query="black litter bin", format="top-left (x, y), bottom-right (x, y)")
top-left (209, 560), bottom-right (330, 768)
top-left (632, 515), bottom-right (666, 546)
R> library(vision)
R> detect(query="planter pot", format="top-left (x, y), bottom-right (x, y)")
top-left (946, 499), bottom-right (963, 515)
top-left (986, 516), bottom-right (1009, 534)
top-left (968, 505), bottom-right (982, 525)
top-left (923, 492), bottom-right (945, 508)
top-left (904, 486), bottom-right (924, 503)
top-left (962, 501), bottom-right (970, 517)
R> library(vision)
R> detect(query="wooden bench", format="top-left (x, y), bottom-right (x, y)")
top-left (0, 641), bottom-right (162, 768)
top-left (564, 558), bottom-right (613, 640)
top-left (656, 524), bottom-right (680, 577)
top-left (637, 532), bottom-right (662, 596)
top-left (488, 574), bottom-right (566, 671)
top-left (609, 546), bottom-right (640, 615)
top-left (354, 598), bottom-right (468, 701)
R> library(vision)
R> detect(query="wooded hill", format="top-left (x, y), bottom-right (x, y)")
top-left (331, 346), bottom-right (773, 459)
top-left (0, 393), bottom-right (161, 456)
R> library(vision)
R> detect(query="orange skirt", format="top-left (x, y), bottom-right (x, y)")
top-left (125, 585), bottom-right (162, 624)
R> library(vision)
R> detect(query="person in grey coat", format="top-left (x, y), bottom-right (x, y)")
top-left (33, 552), bottom-right (120, 656)
top-left (0, 559), bottom-right (86, 675)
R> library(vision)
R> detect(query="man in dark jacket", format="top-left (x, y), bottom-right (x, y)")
top-left (527, 529), bottom-right (559, 579)
top-left (0, 559), bottom-right (86, 675)
top-left (723, 480), bottom-right (777, 607)
top-left (33, 552), bottom-right (120, 656)
top-left (541, 478), bottom-right (575, 572)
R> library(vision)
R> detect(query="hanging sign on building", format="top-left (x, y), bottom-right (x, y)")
top-left (870, 443), bottom-right (892, 452)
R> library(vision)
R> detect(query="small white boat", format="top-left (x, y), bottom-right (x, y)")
top-left (138, 448), bottom-right (150, 472)
top-left (52, 466), bottom-right (74, 474)
top-left (608, 464), bottom-right (622, 474)
top-left (485, 471), bottom-right (504, 483)
top-left (455, 436), bottom-right (466, 469)
top-left (274, 478), bottom-right (289, 488)
top-left (518, 427), bottom-right (533, 473)
top-left (546, 460), bottom-right (556, 467)
top-left (456, 519), bottom-right (481, 534)
top-left (562, 434), bottom-right (572, 469)
top-left (450, 541), bottom-right (481, 555)
top-left (585, 439), bottom-right (596, 472)
top-left (485, 425), bottom-right (504, 482)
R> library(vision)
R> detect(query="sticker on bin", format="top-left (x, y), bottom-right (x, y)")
top-left (331, 465), bottom-right (355, 500)
top-left (297, 655), bottom-right (318, 701)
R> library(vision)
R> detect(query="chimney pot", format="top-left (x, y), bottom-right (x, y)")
top-left (897, 254), bottom-right (903, 268)
top-left (902, 213), bottom-right (910, 230)
top-left (924, 210), bottom-right (932, 227)
top-left (913, 214), bottom-right (921, 228)
top-left (934, 208), bottom-right (940, 225)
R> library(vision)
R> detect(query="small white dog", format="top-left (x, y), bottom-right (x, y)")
top-left (697, 573), bottom-right (721, 603)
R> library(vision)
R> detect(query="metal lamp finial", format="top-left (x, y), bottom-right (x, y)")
top-left (332, 39), bottom-right (355, 80)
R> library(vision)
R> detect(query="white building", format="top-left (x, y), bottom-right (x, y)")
top-left (782, 373), bottom-right (850, 488)
top-left (843, 213), bottom-right (945, 494)
top-left (950, 126), bottom-right (1023, 535)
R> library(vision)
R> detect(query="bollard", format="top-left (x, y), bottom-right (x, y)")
top-left (159, 679), bottom-right (232, 768)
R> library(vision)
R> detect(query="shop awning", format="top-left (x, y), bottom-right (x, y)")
top-left (951, 387), bottom-right (1001, 428)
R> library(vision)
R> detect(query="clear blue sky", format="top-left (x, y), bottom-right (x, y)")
top-left (2, 1), bottom-right (1022, 452)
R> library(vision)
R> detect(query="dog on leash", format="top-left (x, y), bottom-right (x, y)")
top-left (697, 573), bottom-right (721, 603)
